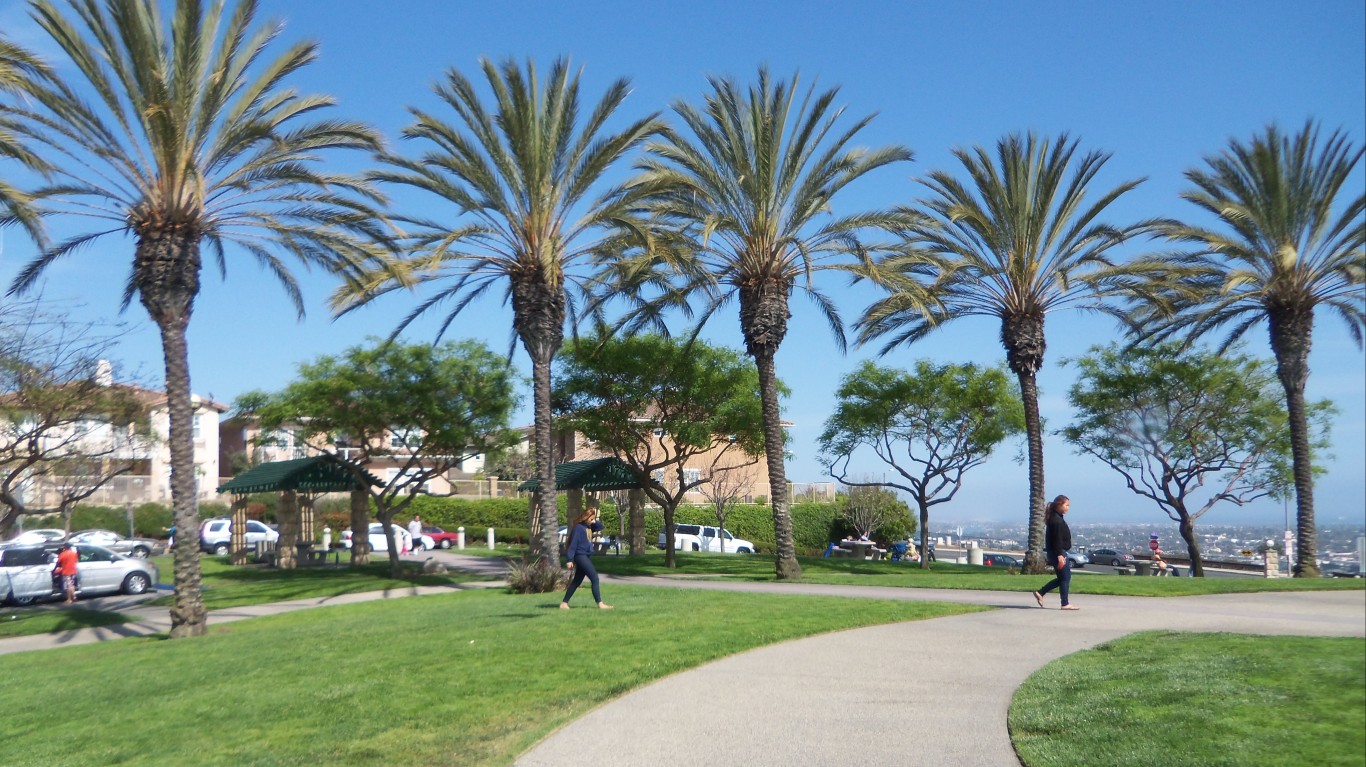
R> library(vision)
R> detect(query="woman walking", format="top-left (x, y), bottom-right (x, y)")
top-left (1033, 495), bottom-right (1079, 610)
top-left (561, 501), bottom-right (612, 610)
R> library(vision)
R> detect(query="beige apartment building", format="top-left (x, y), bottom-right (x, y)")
top-left (10, 363), bottom-right (227, 508)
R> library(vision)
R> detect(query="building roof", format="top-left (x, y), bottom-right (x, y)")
top-left (217, 455), bottom-right (380, 495)
top-left (516, 457), bottom-right (642, 492)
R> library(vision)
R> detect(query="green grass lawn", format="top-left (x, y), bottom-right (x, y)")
top-left (0, 556), bottom-right (490, 640)
top-left (0, 606), bottom-right (129, 638)
top-left (587, 551), bottom-right (1366, 596)
top-left (0, 585), bottom-right (983, 767)
top-left (1010, 632), bottom-right (1366, 767)
top-left (147, 555), bottom-right (489, 610)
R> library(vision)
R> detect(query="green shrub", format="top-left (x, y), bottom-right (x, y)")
top-left (505, 555), bottom-right (567, 594)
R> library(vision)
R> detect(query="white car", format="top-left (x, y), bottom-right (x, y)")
top-left (198, 518), bottom-right (280, 555)
top-left (9, 529), bottom-right (67, 545)
top-left (68, 529), bottom-right (159, 559)
top-left (342, 522), bottom-right (415, 553)
top-left (1, 544), bottom-right (158, 605)
top-left (658, 524), bottom-right (755, 554)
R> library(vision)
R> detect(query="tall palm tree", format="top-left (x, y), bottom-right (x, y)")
top-left (5, 0), bottom-right (387, 637)
top-left (1136, 122), bottom-right (1364, 578)
top-left (620, 69), bottom-right (913, 580)
top-left (333, 57), bottom-right (662, 565)
top-left (856, 132), bottom-right (1154, 573)
top-left (0, 34), bottom-right (50, 243)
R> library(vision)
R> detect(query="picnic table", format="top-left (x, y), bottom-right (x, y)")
top-left (836, 540), bottom-right (885, 560)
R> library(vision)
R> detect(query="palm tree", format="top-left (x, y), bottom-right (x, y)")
top-left (0, 34), bottom-right (50, 243)
top-left (621, 69), bottom-right (912, 580)
top-left (856, 132), bottom-right (1154, 573)
top-left (333, 57), bottom-right (662, 565)
top-left (1136, 122), bottom-right (1364, 578)
top-left (5, 0), bottom-right (387, 637)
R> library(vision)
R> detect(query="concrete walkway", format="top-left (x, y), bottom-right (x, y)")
top-left (3, 551), bottom-right (1362, 767)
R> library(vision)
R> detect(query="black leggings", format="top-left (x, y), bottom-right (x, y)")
top-left (1038, 557), bottom-right (1072, 606)
top-left (563, 554), bottom-right (601, 604)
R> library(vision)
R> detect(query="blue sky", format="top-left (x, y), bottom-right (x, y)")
top-left (1, 0), bottom-right (1362, 527)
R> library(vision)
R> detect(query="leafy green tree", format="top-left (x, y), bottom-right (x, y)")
top-left (553, 335), bottom-right (767, 567)
top-left (3, 0), bottom-right (386, 638)
top-left (838, 485), bottom-right (915, 543)
top-left (334, 57), bottom-right (662, 568)
top-left (855, 132), bottom-right (1156, 573)
top-left (1133, 122), bottom-right (1363, 577)
top-left (617, 69), bottom-right (913, 580)
top-left (1061, 342), bottom-right (1332, 575)
top-left (243, 339), bottom-right (519, 577)
top-left (819, 360), bottom-right (1024, 569)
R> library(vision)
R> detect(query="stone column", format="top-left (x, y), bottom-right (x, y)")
top-left (230, 496), bottom-right (249, 566)
top-left (276, 489), bottom-right (299, 569)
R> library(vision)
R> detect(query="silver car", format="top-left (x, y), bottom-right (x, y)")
top-left (68, 529), bottom-right (159, 559)
top-left (1, 544), bottom-right (158, 605)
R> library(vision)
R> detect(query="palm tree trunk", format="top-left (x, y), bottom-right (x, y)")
top-left (156, 315), bottom-right (207, 637)
top-left (530, 351), bottom-right (560, 563)
top-left (1002, 314), bottom-right (1048, 574)
top-left (754, 349), bottom-right (800, 580)
top-left (1269, 308), bottom-right (1318, 577)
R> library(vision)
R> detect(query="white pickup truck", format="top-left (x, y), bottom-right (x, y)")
top-left (658, 524), bottom-right (756, 554)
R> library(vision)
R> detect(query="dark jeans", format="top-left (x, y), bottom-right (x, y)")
top-left (1038, 556), bottom-right (1072, 606)
top-left (563, 554), bottom-right (602, 604)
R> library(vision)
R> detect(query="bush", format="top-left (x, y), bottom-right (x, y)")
top-left (505, 555), bottom-right (568, 594)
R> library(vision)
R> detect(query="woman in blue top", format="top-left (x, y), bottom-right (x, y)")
top-left (561, 501), bottom-right (613, 609)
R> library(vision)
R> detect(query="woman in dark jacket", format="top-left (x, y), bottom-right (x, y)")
top-left (1033, 495), bottom-right (1079, 610)
top-left (560, 501), bottom-right (613, 610)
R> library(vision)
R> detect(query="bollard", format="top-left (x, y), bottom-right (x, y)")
top-left (968, 543), bottom-right (983, 567)
top-left (487, 527), bottom-right (496, 550)
top-left (457, 526), bottom-right (466, 550)
top-left (322, 527), bottom-right (332, 551)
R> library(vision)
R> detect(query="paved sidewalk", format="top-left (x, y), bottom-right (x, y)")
top-left (513, 577), bottom-right (1364, 767)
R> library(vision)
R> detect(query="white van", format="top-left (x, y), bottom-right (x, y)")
top-left (658, 524), bottom-right (755, 554)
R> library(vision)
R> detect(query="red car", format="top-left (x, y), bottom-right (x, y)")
top-left (420, 525), bottom-right (462, 550)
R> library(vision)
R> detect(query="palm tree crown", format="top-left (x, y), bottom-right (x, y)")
top-left (1136, 121), bottom-right (1364, 577)
top-left (335, 56), bottom-right (663, 564)
top-left (0, 34), bottom-right (51, 243)
top-left (619, 68), bottom-right (913, 579)
top-left (856, 132), bottom-right (1154, 572)
top-left (4, 0), bottom-right (387, 637)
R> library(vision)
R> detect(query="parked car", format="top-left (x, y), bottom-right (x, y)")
top-left (1089, 548), bottom-right (1135, 567)
top-left (198, 517), bottom-right (280, 556)
top-left (1323, 562), bottom-right (1362, 578)
top-left (1065, 551), bottom-right (1089, 568)
top-left (658, 524), bottom-right (755, 554)
top-left (8, 529), bottom-right (66, 545)
top-left (982, 553), bottom-right (1021, 568)
top-left (68, 529), bottom-right (159, 558)
top-left (420, 525), bottom-right (461, 549)
top-left (1, 544), bottom-right (157, 605)
top-left (341, 522), bottom-right (414, 553)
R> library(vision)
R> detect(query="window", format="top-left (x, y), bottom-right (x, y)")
top-left (683, 468), bottom-right (701, 486)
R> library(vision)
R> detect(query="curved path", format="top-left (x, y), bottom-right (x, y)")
top-left (514, 575), bottom-right (1364, 767)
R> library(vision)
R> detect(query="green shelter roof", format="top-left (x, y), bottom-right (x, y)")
top-left (217, 455), bottom-right (380, 496)
top-left (517, 457), bottom-right (642, 493)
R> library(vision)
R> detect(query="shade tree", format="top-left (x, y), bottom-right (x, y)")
top-left (819, 360), bottom-right (1024, 569)
top-left (240, 339), bottom-right (519, 577)
top-left (552, 334), bottom-right (768, 567)
top-left (1062, 342), bottom-right (1331, 575)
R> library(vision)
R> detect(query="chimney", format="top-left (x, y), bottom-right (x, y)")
top-left (95, 359), bottom-right (113, 387)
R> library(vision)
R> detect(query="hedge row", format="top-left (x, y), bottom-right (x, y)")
top-left (30, 494), bottom-right (912, 555)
